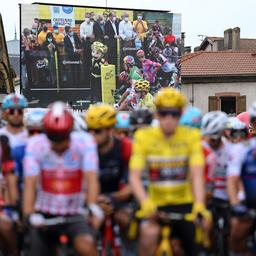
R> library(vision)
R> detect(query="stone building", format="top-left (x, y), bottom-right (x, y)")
top-left (181, 51), bottom-right (256, 114)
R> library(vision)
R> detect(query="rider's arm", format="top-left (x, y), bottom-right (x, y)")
top-left (22, 139), bottom-right (40, 217)
top-left (82, 134), bottom-right (100, 206)
top-left (23, 176), bottom-right (37, 217)
top-left (129, 130), bottom-right (148, 204)
top-left (227, 144), bottom-right (245, 205)
top-left (118, 90), bottom-right (129, 106)
top-left (189, 130), bottom-right (206, 204)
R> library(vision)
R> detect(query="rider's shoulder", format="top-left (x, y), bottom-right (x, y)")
top-left (70, 131), bottom-right (96, 145)
top-left (176, 126), bottom-right (201, 139)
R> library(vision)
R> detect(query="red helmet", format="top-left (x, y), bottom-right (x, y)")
top-left (119, 71), bottom-right (129, 82)
top-left (43, 102), bottom-right (74, 142)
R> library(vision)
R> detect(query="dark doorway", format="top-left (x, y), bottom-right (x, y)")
top-left (220, 96), bottom-right (236, 115)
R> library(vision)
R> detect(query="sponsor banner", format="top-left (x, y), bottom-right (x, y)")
top-left (51, 6), bottom-right (75, 27)
top-left (101, 65), bottom-right (116, 104)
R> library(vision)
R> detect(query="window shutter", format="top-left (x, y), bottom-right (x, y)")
top-left (237, 95), bottom-right (246, 114)
top-left (208, 96), bottom-right (218, 111)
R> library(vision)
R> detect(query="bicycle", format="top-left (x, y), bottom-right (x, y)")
top-left (130, 210), bottom-right (196, 256)
top-left (27, 212), bottom-right (89, 256)
top-left (211, 199), bottom-right (230, 256)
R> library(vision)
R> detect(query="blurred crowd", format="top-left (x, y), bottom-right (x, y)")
top-left (21, 11), bottom-right (181, 92)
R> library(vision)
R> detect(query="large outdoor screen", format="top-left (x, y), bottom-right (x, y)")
top-left (20, 3), bottom-right (181, 108)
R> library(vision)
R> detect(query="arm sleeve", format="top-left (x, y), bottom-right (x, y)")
top-left (129, 130), bottom-right (147, 172)
top-left (23, 139), bottom-right (40, 177)
top-left (82, 135), bottom-right (99, 173)
top-left (188, 129), bottom-right (205, 167)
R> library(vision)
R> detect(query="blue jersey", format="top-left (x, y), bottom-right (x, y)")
top-left (227, 138), bottom-right (256, 208)
top-left (0, 127), bottom-right (28, 189)
top-left (241, 147), bottom-right (256, 208)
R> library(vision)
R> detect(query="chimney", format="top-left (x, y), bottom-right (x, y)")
top-left (224, 28), bottom-right (232, 50)
top-left (232, 27), bottom-right (240, 50)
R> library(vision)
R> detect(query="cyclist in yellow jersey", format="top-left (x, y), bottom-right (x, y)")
top-left (129, 88), bottom-right (211, 256)
top-left (120, 80), bottom-right (155, 111)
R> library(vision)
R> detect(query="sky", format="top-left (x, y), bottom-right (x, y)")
top-left (1, 0), bottom-right (256, 50)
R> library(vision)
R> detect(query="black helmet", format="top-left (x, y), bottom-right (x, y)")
top-left (130, 109), bottom-right (153, 126)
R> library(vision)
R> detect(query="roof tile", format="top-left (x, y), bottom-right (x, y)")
top-left (181, 51), bottom-right (256, 77)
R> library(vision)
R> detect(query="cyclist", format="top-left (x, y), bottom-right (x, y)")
top-left (227, 102), bottom-right (256, 255)
top-left (0, 94), bottom-right (28, 191)
top-left (123, 55), bottom-right (143, 82)
top-left (119, 79), bottom-right (155, 111)
top-left (0, 134), bottom-right (19, 256)
top-left (201, 111), bottom-right (231, 254)
top-left (129, 88), bottom-right (210, 256)
top-left (117, 56), bottom-right (143, 108)
top-left (151, 47), bottom-right (177, 87)
top-left (136, 49), bottom-right (161, 89)
top-left (85, 104), bottom-right (132, 238)
top-left (24, 109), bottom-right (46, 136)
top-left (23, 102), bottom-right (102, 256)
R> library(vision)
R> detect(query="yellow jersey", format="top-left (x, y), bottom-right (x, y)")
top-left (129, 126), bottom-right (204, 206)
top-left (139, 93), bottom-right (155, 111)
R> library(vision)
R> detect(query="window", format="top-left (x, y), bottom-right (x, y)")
top-left (220, 96), bottom-right (236, 115)
top-left (208, 93), bottom-right (246, 114)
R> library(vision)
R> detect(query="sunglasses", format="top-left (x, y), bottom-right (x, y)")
top-left (28, 129), bottom-right (43, 136)
top-left (88, 128), bottom-right (104, 134)
top-left (7, 108), bottom-right (23, 115)
top-left (158, 109), bottom-right (182, 118)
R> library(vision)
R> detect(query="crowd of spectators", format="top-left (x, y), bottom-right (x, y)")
top-left (21, 11), bottom-right (181, 90)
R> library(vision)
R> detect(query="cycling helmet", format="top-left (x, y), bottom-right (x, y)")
top-left (73, 112), bottom-right (87, 132)
top-left (179, 106), bottom-right (202, 129)
top-left (115, 112), bottom-right (130, 129)
top-left (85, 104), bottom-right (116, 129)
top-left (130, 109), bottom-right (153, 126)
top-left (136, 49), bottom-right (145, 58)
top-left (119, 71), bottom-right (129, 82)
top-left (134, 79), bottom-right (150, 92)
top-left (123, 55), bottom-right (135, 66)
top-left (237, 111), bottom-right (250, 128)
top-left (2, 94), bottom-right (28, 110)
top-left (154, 87), bottom-right (186, 109)
top-left (91, 41), bottom-right (108, 54)
top-left (25, 109), bottom-right (46, 130)
top-left (227, 117), bottom-right (248, 139)
top-left (201, 111), bottom-right (228, 136)
top-left (43, 102), bottom-right (74, 141)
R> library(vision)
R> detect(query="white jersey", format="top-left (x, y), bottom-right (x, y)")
top-left (227, 138), bottom-right (256, 177)
top-left (24, 131), bottom-right (98, 215)
top-left (209, 141), bottom-right (233, 201)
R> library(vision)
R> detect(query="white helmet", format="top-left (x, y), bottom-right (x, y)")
top-left (227, 117), bottom-right (247, 130)
top-left (201, 111), bottom-right (228, 136)
top-left (249, 102), bottom-right (256, 118)
top-left (73, 112), bottom-right (87, 132)
top-left (25, 109), bottom-right (46, 130)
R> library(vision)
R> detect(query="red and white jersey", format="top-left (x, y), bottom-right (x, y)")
top-left (24, 131), bottom-right (98, 215)
top-left (202, 141), bottom-right (216, 190)
top-left (203, 140), bottom-right (232, 201)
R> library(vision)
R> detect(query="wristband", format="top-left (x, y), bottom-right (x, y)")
top-left (89, 203), bottom-right (104, 220)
